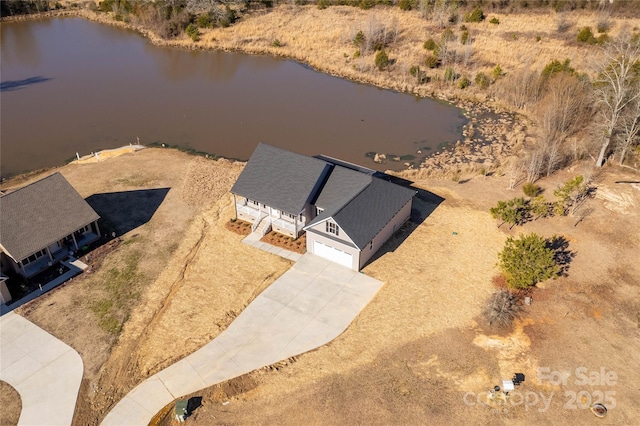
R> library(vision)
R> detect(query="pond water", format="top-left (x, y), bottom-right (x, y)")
top-left (0, 18), bottom-right (466, 179)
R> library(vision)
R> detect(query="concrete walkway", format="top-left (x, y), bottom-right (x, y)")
top-left (242, 232), bottom-right (303, 262)
top-left (0, 312), bottom-right (84, 426)
top-left (102, 254), bottom-right (382, 425)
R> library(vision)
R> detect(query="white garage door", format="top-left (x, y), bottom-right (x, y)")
top-left (313, 241), bottom-right (353, 269)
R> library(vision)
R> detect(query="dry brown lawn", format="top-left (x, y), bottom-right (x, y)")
top-left (3, 148), bottom-right (639, 425)
top-left (0, 381), bottom-right (21, 426)
top-left (154, 164), bottom-right (640, 426)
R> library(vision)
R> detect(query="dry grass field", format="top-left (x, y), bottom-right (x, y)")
top-left (153, 164), bottom-right (640, 426)
top-left (189, 5), bottom-right (639, 102)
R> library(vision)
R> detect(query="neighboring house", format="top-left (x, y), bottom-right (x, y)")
top-left (0, 172), bottom-right (101, 279)
top-left (230, 143), bottom-right (416, 270)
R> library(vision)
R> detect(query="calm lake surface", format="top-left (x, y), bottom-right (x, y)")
top-left (1, 18), bottom-right (466, 179)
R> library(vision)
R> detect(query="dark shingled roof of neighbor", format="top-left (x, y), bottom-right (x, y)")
top-left (0, 172), bottom-right (100, 262)
top-left (230, 143), bottom-right (330, 214)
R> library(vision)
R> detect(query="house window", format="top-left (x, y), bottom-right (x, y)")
top-left (369, 240), bottom-right (373, 250)
top-left (21, 249), bottom-right (47, 266)
top-left (326, 221), bottom-right (339, 236)
top-left (283, 212), bottom-right (296, 220)
top-left (248, 199), bottom-right (258, 207)
top-left (316, 207), bottom-right (324, 216)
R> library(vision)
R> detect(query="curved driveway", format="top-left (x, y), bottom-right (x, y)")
top-left (0, 312), bottom-right (84, 426)
top-left (102, 254), bottom-right (383, 425)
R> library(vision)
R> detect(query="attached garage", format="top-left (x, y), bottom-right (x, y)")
top-left (312, 240), bottom-right (353, 269)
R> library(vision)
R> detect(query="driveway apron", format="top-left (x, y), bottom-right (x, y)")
top-left (0, 312), bottom-right (84, 426)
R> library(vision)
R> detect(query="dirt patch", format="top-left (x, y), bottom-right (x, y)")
top-left (260, 231), bottom-right (307, 254)
top-left (0, 381), bottom-right (21, 426)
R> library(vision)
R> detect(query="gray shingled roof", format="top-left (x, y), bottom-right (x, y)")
top-left (0, 173), bottom-right (100, 262)
top-left (230, 143), bottom-right (330, 214)
top-left (307, 177), bottom-right (416, 250)
top-left (313, 166), bottom-right (371, 211)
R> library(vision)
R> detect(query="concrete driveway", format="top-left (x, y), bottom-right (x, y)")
top-left (0, 312), bottom-right (84, 426)
top-left (102, 254), bottom-right (383, 425)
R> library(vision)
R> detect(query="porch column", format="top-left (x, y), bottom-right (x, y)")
top-left (46, 247), bottom-right (53, 261)
top-left (94, 220), bottom-right (101, 238)
top-left (17, 261), bottom-right (26, 276)
top-left (295, 214), bottom-right (299, 238)
top-left (233, 194), bottom-right (238, 219)
top-left (71, 233), bottom-right (79, 251)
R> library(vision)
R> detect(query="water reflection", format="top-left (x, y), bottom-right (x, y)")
top-left (0, 20), bottom-right (43, 68)
top-left (146, 45), bottom-right (282, 82)
top-left (1, 18), bottom-right (466, 179)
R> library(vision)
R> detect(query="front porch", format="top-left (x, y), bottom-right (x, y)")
top-left (235, 199), bottom-right (304, 238)
top-left (19, 229), bottom-right (99, 278)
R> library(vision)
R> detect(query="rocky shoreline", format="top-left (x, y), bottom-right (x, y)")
top-left (2, 7), bottom-right (529, 180)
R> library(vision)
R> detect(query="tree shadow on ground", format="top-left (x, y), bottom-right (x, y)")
top-left (547, 235), bottom-right (575, 277)
top-left (364, 173), bottom-right (445, 267)
top-left (86, 188), bottom-right (170, 238)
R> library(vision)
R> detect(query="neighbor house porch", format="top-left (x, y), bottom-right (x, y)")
top-left (14, 221), bottom-right (100, 278)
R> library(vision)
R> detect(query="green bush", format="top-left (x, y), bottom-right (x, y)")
top-left (272, 39), bottom-right (282, 47)
top-left (186, 23), bottom-right (199, 42)
top-left (424, 54), bottom-right (439, 68)
top-left (317, 0), bottom-right (329, 9)
top-left (464, 8), bottom-right (484, 23)
top-left (359, 0), bottom-right (374, 9)
top-left (375, 49), bottom-right (389, 70)
top-left (577, 26), bottom-right (596, 44)
top-left (423, 38), bottom-right (437, 51)
top-left (457, 76), bottom-right (471, 89)
top-left (353, 49), bottom-right (361, 58)
top-left (490, 198), bottom-right (530, 229)
top-left (353, 30), bottom-right (365, 48)
top-left (197, 13), bottom-right (212, 28)
top-left (597, 33), bottom-right (610, 45)
top-left (493, 64), bottom-right (503, 80)
top-left (398, 0), bottom-right (413, 10)
top-left (541, 58), bottom-right (574, 78)
top-left (461, 30), bottom-right (469, 44)
top-left (409, 66), bottom-right (429, 84)
top-left (499, 233), bottom-right (559, 289)
top-left (442, 28), bottom-right (456, 43)
top-left (531, 196), bottom-right (552, 219)
top-left (444, 67), bottom-right (456, 81)
top-left (474, 72), bottom-right (490, 89)
top-left (490, 17), bottom-right (500, 25)
top-left (522, 182), bottom-right (542, 197)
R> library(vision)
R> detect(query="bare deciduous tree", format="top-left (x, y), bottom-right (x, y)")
top-left (497, 69), bottom-right (543, 110)
top-left (615, 97), bottom-right (640, 165)
top-left (592, 32), bottom-right (640, 167)
top-left (534, 74), bottom-right (590, 176)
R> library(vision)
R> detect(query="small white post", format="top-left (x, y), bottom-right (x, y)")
top-left (76, 152), bottom-right (80, 160)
